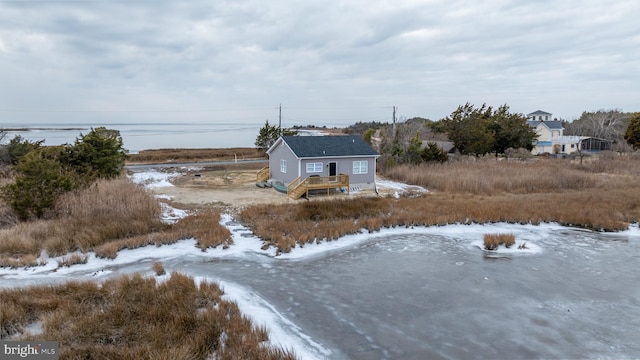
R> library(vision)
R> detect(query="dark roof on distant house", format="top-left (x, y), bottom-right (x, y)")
top-left (268, 135), bottom-right (379, 158)
top-left (527, 120), bottom-right (564, 130)
top-left (527, 110), bottom-right (552, 116)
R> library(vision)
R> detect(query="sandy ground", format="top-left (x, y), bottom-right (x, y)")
top-left (146, 168), bottom-right (404, 208)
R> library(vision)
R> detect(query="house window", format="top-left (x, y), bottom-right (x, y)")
top-left (571, 144), bottom-right (575, 148)
top-left (280, 159), bottom-right (286, 173)
top-left (306, 162), bottom-right (323, 173)
top-left (353, 160), bottom-right (368, 174)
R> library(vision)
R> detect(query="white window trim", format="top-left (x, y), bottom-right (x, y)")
top-left (353, 160), bottom-right (368, 174)
top-left (280, 159), bottom-right (287, 173)
top-left (306, 162), bottom-right (323, 173)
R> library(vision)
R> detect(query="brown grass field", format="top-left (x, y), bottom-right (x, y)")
top-left (0, 272), bottom-right (296, 359)
top-left (127, 147), bottom-right (266, 164)
top-left (1, 148), bottom-right (639, 358)
top-left (239, 154), bottom-right (640, 253)
top-left (0, 177), bottom-right (232, 266)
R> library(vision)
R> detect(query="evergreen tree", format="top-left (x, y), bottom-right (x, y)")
top-left (5, 135), bottom-right (44, 165)
top-left (363, 128), bottom-right (374, 145)
top-left (405, 132), bottom-right (423, 164)
top-left (62, 127), bottom-right (128, 182)
top-left (1, 127), bottom-right (127, 219)
top-left (2, 149), bottom-right (74, 220)
top-left (254, 120), bottom-right (298, 150)
top-left (442, 103), bottom-right (494, 157)
top-left (443, 103), bottom-right (537, 158)
top-left (624, 112), bottom-right (640, 150)
top-left (490, 105), bottom-right (536, 158)
top-left (421, 142), bottom-right (448, 163)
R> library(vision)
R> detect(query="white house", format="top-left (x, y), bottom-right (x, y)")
top-left (527, 110), bottom-right (553, 122)
top-left (527, 110), bottom-right (589, 155)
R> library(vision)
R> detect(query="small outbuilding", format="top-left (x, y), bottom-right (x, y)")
top-left (258, 135), bottom-right (379, 199)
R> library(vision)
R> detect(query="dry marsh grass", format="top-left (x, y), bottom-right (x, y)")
top-left (57, 253), bottom-right (88, 267)
top-left (483, 233), bottom-right (515, 250)
top-left (94, 210), bottom-right (232, 259)
top-left (0, 177), bottom-right (166, 266)
top-left (383, 159), bottom-right (600, 195)
top-left (0, 273), bottom-right (296, 359)
top-left (239, 157), bottom-right (640, 253)
top-left (175, 210), bottom-right (233, 251)
top-left (152, 261), bottom-right (166, 275)
top-left (128, 147), bottom-right (266, 164)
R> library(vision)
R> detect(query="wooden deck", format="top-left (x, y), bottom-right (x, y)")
top-left (255, 167), bottom-right (350, 199)
top-left (287, 174), bottom-right (350, 199)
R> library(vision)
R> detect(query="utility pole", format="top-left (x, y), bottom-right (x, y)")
top-left (392, 106), bottom-right (397, 134)
top-left (278, 104), bottom-right (282, 135)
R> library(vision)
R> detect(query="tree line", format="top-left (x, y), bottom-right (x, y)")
top-left (0, 127), bottom-right (128, 220)
top-left (344, 105), bottom-right (640, 168)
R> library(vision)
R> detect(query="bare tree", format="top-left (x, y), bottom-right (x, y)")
top-left (566, 110), bottom-right (629, 142)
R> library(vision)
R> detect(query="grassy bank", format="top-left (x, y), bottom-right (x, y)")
top-left (128, 147), bottom-right (265, 164)
top-left (239, 156), bottom-right (640, 253)
top-left (0, 177), bottom-right (231, 267)
top-left (0, 272), bottom-right (296, 359)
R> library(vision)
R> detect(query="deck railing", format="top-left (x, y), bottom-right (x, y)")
top-left (288, 174), bottom-right (350, 199)
top-left (256, 166), bottom-right (270, 182)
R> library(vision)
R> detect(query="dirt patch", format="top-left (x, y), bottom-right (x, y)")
top-left (150, 169), bottom-right (294, 208)
top-left (147, 168), bottom-right (398, 209)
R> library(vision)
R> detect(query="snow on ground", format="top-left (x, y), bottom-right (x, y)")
top-left (2, 170), bottom-right (637, 359)
top-left (128, 170), bottom-right (180, 188)
top-left (213, 279), bottom-right (332, 360)
top-left (375, 178), bottom-right (428, 198)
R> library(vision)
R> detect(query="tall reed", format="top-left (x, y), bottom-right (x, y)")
top-left (128, 147), bottom-right (265, 164)
top-left (0, 273), bottom-right (296, 359)
top-left (0, 177), bottom-right (166, 265)
top-left (239, 157), bottom-right (640, 253)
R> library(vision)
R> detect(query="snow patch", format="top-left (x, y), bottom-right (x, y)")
top-left (128, 170), bottom-right (179, 188)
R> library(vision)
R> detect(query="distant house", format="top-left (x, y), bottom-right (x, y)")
top-left (526, 110), bottom-right (612, 155)
top-left (261, 135), bottom-right (379, 198)
top-left (527, 110), bottom-right (553, 122)
top-left (527, 114), bottom-right (565, 154)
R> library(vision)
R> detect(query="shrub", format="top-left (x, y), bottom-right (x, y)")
top-left (57, 253), bottom-right (88, 267)
top-left (5, 135), bottom-right (44, 165)
top-left (483, 233), bottom-right (515, 250)
top-left (61, 127), bottom-right (128, 181)
top-left (1, 150), bottom-right (75, 220)
top-left (152, 261), bottom-right (166, 276)
top-left (1, 273), bottom-right (297, 359)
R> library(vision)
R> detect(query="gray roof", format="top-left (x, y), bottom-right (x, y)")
top-left (527, 120), bottom-right (564, 130)
top-left (278, 135), bottom-right (379, 158)
top-left (527, 110), bottom-right (552, 116)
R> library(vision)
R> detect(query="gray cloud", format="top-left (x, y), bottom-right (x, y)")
top-left (0, 0), bottom-right (638, 126)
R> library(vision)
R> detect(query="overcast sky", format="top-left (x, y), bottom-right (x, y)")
top-left (1, 0), bottom-right (638, 127)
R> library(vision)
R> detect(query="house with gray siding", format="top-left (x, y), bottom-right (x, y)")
top-left (265, 135), bottom-right (379, 190)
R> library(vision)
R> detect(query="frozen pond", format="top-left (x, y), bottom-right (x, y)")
top-left (3, 221), bottom-right (638, 359)
top-left (186, 222), bottom-right (640, 359)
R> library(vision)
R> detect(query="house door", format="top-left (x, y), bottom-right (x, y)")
top-left (329, 162), bottom-right (337, 176)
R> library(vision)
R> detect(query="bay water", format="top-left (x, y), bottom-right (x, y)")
top-left (1, 122), bottom-right (262, 153)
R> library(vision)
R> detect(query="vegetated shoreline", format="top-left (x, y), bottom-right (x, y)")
top-left (238, 154), bottom-right (640, 253)
top-left (126, 147), bottom-right (266, 164)
top-left (2, 149), bottom-right (639, 266)
top-left (3, 127), bottom-right (87, 131)
top-left (1, 149), bottom-right (639, 360)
